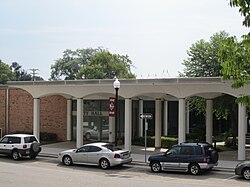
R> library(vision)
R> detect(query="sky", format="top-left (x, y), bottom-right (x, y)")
top-left (0, 0), bottom-right (249, 80)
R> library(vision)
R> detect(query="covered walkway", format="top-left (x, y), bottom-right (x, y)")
top-left (7, 77), bottom-right (250, 160)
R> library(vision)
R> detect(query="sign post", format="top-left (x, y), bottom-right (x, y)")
top-left (139, 113), bottom-right (153, 163)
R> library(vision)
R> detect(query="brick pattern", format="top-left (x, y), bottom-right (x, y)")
top-left (0, 88), bottom-right (67, 141)
top-left (0, 89), bottom-right (6, 135)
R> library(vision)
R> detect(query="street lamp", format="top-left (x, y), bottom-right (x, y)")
top-left (113, 78), bottom-right (120, 146)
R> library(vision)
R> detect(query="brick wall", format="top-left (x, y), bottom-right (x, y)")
top-left (40, 95), bottom-right (67, 141)
top-left (8, 89), bottom-right (33, 133)
top-left (0, 89), bottom-right (6, 136)
top-left (0, 88), bottom-right (67, 141)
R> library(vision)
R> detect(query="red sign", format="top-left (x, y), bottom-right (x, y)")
top-left (109, 97), bottom-right (115, 117)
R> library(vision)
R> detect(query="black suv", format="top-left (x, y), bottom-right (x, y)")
top-left (148, 142), bottom-right (218, 175)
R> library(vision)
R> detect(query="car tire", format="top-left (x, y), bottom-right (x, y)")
top-left (99, 158), bottom-right (110, 169)
top-left (150, 161), bottom-right (161, 173)
top-left (189, 163), bottom-right (201, 175)
top-left (63, 155), bottom-right (73, 166)
top-left (31, 142), bottom-right (40, 153)
top-left (12, 150), bottom-right (20, 160)
top-left (242, 168), bottom-right (250, 180)
top-left (85, 133), bottom-right (91, 140)
top-left (29, 154), bottom-right (37, 159)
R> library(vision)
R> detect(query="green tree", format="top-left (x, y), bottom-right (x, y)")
top-left (229, 0), bottom-right (250, 27)
top-left (10, 62), bottom-right (33, 81)
top-left (79, 51), bottom-right (135, 79)
top-left (218, 0), bottom-right (250, 106)
top-left (0, 59), bottom-right (12, 84)
top-left (50, 47), bottom-right (135, 80)
top-left (180, 31), bottom-right (238, 145)
top-left (180, 31), bottom-right (229, 77)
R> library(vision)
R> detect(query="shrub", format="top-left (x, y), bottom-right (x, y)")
top-left (40, 132), bottom-right (57, 142)
top-left (133, 136), bottom-right (177, 148)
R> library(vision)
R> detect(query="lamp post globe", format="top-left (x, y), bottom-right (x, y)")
top-left (113, 78), bottom-right (120, 146)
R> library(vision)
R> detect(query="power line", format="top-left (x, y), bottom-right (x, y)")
top-left (29, 68), bottom-right (39, 81)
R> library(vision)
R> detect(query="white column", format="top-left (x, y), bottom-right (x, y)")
top-left (155, 99), bottom-right (162, 148)
top-left (76, 98), bottom-right (83, 148)
top-left (124, 99), bottom-right (132, 151)
top-left (238, 103), bottom-right (246, 160)
top-left (67, 99), bottom-right (72, 141)
top-left (33, 98), bottom-right (40, 140)
top-left (109, 117), bottom-right (115, 143)
top-left (163, 100), bottom-right (168, 136)
top-left (178, 98), bottom-right (186, 144)
top-left (206, 100), bottom-right (213, 144)
top-left (139, 100), bottom-right (143, 137)
top-left (186, 100), bottom-right (190, 134)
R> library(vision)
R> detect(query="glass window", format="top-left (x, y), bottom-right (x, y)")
top-left (88, 146), bottom-right (102, 152)
top-left (103, 144), bottom-right (121, 152)
top-left (167, 146), bottom-right (181, 155)
top-left (194, 146), bottom-right (203, 155)
top-left (77, 146), bottom-right (89, 153)
top-left (0, 137), bottom-right (9, 143)
top-left (24, 136), bottom-right (38, 143)
top-left (9, 137), bottom-right (21, 144)
top-left (180, 146), bottom-right (194, 155)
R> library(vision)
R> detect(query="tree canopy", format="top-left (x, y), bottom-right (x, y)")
top-left (50, 47), bottom-right (136, 80)
top-left (0, 59), bottom-right (12, 84)
top-left (229, 0), bottom-right (250, 27)
top-left (0, 60), bottom-right (42, 84)
top-left (218, 0), bottom-right (250, 106)
top-left (180, 31), bottom-right (230, 77)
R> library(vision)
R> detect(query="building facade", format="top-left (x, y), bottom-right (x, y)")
top-left (0, 77), bottom-right (249, 160)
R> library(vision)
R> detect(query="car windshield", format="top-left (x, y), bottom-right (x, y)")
top-left (102, 144), bottom-right (121, 151)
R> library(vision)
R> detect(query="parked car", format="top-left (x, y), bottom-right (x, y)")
top-left (148, 142), bottom-right (218, 175)
top-left (83, 125), bottom-right (109, 140)
top-left (0, 134), bottom-right (41, 160)
top-left (58, 142), bottom-right (132, 169)
top-left (235, 161), bottom-right (250, 180)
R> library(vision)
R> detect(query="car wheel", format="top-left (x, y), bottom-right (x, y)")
top-left (29, 154), bottom-right (37, 159)
top-left (189, 163), bottom-right (201, 175)
top-left (150, 161), bottom-right (161, 173)
top-left (12, 150), bottom-right (20, 160)
top-left (63, 155), bottom-right (73, 166)
top-left (31, 142), bottom-right (40, 153)
top-left (85, 133), bottom-right (91, 140)
top-left (100, 158), bottom-right (110, 169)
top-left (242, 168), bottom-right (250, 180)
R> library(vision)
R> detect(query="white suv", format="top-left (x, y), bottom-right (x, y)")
top-left (0, 134), bottom-right (41, 160)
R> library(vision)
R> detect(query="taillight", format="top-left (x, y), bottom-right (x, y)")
top-left (23, 144), bottom-right (27, 149)
top-left (114, 154), bottom-right (121, 158)
top-left (204, 156), bottom-right (209, 163)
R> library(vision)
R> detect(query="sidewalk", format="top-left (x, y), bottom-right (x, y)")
top-left (39, 141), bottom-right (249, 172)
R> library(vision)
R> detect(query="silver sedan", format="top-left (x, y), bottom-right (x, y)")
top-left (58, 142), bottom-right (132, 169)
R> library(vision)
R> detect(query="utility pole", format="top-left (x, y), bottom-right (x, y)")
top-left (29, 68), bottom-right (39, 81)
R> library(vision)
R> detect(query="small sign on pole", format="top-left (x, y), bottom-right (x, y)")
top-left (139, 113), bottom-right (153, 120)
top-left (139, 113), bottom-right (153, 163)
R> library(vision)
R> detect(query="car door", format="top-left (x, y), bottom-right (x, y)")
top-left (0, 136), bottom-right (10, 154)
top-left (161, 146), bottom-right (181, 170)
top-left (86, 146), bottom-right (102, 164)
top-left (74, 146), bottom-right (89, 163)
top-left (179, 146), bottom-right (195, 170)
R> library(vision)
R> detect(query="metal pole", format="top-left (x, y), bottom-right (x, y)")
top-left (145, 119), bottom-right (148, 163)
top-left (115, 87), bottom-right (119, 146)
